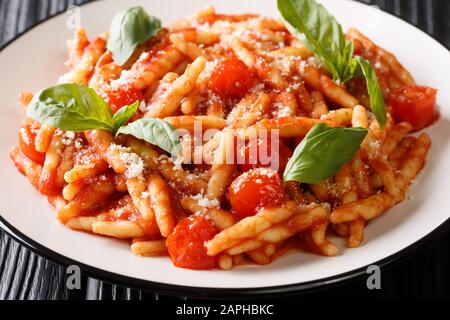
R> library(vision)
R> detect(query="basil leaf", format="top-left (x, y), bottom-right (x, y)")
top-left (354, 57), bottom-right (387, 129)
top-left (339, 41), bottom-right (358, 83)
top-left (112, 100), bottom-right (140, 132)
top-left (27, 83), bottom-right (114, 132)
top-left (277, 0), bottom-right (351, 82)
top-left (108, 7), bottom-right (162, 66)
top-left (283, 124), bottom-right (368, 184)
top-left (278, 0), bottom-right (387, 130)
top-left (116, 118), bottom-right (181, 156)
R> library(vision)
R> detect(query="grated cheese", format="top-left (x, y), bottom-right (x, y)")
top-left (307, 56), bottom-right (323, 69)
top-left (139, 100), bottom-right (148, 113)
top-left (19, 128), bottom-right (29, 144)
top-left (274, 104), bottom-right (293, 117)
top-left (191, 193), bottom-right (220, 208)
top-left (61, 131), bottom-right (75, 145)
top-left (199, 59), bottom-right (218, 82)
top-left (110, 144), bottom-right (145, 179)
top-left (298, 60), bottom-right (307, 73)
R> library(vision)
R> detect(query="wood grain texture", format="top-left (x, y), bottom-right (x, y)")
top-left (0, 0), bottom-right (449, 300)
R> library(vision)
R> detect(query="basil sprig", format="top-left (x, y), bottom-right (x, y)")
top-left (277, 0), bottom-right (355, 83)
top-left (27, 84), bottom-right (137, 132)
top-left (27, 83), bottom-right (181, 156)
top-left (278, 0), bottom-right (386, 128)
top-left (108, 7), bottom-right (162, 66)
top-left (283, 124), bottom-right (368, 184)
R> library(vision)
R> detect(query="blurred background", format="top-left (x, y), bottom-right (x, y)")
top-left (1, 0), bottom-right (449, 300)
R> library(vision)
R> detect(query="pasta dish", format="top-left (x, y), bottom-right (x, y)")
top-left (10, 0), bottom-right (437, 270)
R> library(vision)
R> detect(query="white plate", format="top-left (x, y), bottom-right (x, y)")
top-left (1, 0), bottom-right (450, 296)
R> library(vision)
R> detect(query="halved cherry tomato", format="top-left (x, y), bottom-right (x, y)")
top-left (18, 123), bottom-right (45, 165)
top-left (101, 85), bottom-right (144, 113)
top-left (228, 168), bottom-right (284, 218)
top-left (208, 58), bottom-right (254, 100)
top-left (166, 215), bottom-right (218, 270)
top-left (238, 136), bottom-right (292, 173)
top-left (388, 85), bottom-right (437, 131)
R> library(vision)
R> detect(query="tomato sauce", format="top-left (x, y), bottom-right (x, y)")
top-left (196, 13), bottom-right (258, 25)
top-left (38, 170), bottom-right (60, 196)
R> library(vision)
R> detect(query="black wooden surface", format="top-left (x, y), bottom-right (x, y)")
top-left (1, 0), bottom-right (449, 300)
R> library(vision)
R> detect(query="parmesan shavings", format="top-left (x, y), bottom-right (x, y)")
top-left (110, 144), bottom-right (145, 179)
top-left (191, 193), bottom-right (220, 209)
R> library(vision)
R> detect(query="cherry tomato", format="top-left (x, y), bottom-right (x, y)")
top-left (238, 136), bottom-right (292, 173)
top-left (101, 85), bottom-right (144, 113)
top-left (208, 58), bottom-right (254, 100)
top-left (229, 168), bottom-right (284, 218)
top-left (388, 85), bottom-right (437, 131)
top-left (18, 123), bottom-right (45, 165)
top-left (166, 215), bottom-right (218, 270)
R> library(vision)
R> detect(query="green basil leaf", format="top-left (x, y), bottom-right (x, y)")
top-left (27, 83), bottom-right (114, 132)
top-left (354, 57), bottom-right (387, 129)
top-left (112, 100), bottom-right (140, 132)
top-left (108, 7), bottom-right (162, 66)
top-left (277, 0), bottom-right (387, 130)
top-left (339, 41), bottom-right (357, 83)
top-left (116, 118), bottom-right (181, 156)
top-left (277, 0), bottom-right (350, 82)
top-left (283, 124), bottom-right (368, 184)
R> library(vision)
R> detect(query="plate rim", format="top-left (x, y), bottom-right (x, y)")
top-left (1, 0), bottom-right (450, 298)
top-left (2, 215), bottom-right (450, 298)
top-left (0, 215), bottom-right (450, 299)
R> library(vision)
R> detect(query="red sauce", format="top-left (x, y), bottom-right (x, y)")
top-left (74, 146), bottom-right (104, 166)
top-left (95, 194), bottom-right (160, 236)
top-left (197, 14), bottom-right (258, 25)
top-left (38, 170), bottom-right (60, 196)
top-left (97, 195), bottom-right (141, 222)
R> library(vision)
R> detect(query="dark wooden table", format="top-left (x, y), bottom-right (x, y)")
top-left (1, 0), bottom-right (449, 300)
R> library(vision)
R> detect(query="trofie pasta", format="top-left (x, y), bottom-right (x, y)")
top-left (10, 1), bottom-right (437, 270)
